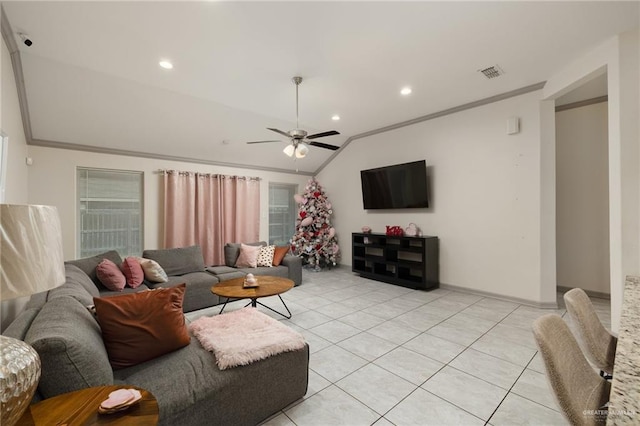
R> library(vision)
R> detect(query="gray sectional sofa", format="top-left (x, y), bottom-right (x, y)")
top-left (63, 243), bottom-right (302, 312)
top-left (3, 259), bottom-right (309, 425)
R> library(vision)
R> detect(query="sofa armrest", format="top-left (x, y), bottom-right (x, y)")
top-left (281, 255), bottom-right (302, 286)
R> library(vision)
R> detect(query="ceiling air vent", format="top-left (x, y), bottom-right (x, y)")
top-left (479, 65), bottom-right (504, 79)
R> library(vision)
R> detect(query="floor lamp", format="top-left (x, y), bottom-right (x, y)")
top-left (1, 204), bottom-right (65, 426)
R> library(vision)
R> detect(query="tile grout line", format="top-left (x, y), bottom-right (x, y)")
top-left (267, 270), bottom-right (579, 425)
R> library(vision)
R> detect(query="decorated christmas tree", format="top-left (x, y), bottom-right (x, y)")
top-left (290, 178), bottom-right (340, 270)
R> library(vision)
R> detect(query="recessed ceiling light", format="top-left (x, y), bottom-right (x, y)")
top-left (331, 115), bottom-right (341, 121)
top-left (400, 86), bottom-right (412, 96)
top-left (159, 60), bottom-right (173, 70)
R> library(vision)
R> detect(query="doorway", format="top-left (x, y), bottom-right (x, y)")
top-left (555, 74), bottom-right (610, 299)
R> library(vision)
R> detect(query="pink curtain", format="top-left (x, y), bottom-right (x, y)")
top-left (163, 171), bottom-right (260, 265)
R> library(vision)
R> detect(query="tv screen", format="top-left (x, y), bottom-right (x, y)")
top-left (360, 160), bottom-right (429, 209)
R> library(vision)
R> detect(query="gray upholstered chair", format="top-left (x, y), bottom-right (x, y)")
top-left (532, 314), bottom-right (610, 426)
top-left (563, 288), bottom-right (617, 377)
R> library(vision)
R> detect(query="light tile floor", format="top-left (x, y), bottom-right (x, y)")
top-left (186, 267), bottom-right (612, 426)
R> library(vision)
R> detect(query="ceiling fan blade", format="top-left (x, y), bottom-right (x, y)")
top-left (246, 140), bottom-right (282, 144)
top-left (309, 141), bottom-right (340, 151)
top-left (267, 128), bottom-right (291, 138)
top-left (307, 130), bottom-right (340, 140)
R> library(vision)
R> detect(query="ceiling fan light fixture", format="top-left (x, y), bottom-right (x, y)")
top-left (283, 144), bottom-right (295, 157)
top-left (295, 144), bottom-right (309, 158)
top-left (247, 76), bottom-right (341, 160)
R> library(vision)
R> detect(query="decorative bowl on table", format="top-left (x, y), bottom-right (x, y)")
top-left (243, 273), bottom-right (259, 288)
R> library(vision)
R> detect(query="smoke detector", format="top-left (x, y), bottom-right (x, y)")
top-left (478, 65), bottom-right (504, 79)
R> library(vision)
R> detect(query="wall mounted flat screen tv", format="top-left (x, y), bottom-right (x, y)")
top-left (360, 160), bottom-right (429, 209)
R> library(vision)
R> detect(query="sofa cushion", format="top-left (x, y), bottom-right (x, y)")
top-left (143, 245), bottom-right (206, 276)
top-left (224, 242), bottom-right (266, 267)
top-left (121, 257), bottom-right (145, 288)
top-left (214, 271), bottom-right (247, 282)
top-left (94, 284), bottom-right (190, 369)
top-left (236, 265), bottom-right (289, 280)
top-left (3, 308), bottom-right (41, 340)
top-left (113, 336), bottom-right (309, 426)
top-left (272, 246), bottom-right (289, 266)
top-left (96, 259), bottom-right (127, 291)
top-left (99, 285), bottom-right (151, 298)
top-left (47, 264), bottom-right (100, 306)
top-left (235, 244), bottom-right (261, 268)
top-left (25, 296), bottom-right (113, 398)
top-left (206, 266), bottom-right (238, 275)
top-left (65, 250), bottom-right (123, 288)
top-left (148, 273), bottom-right (220, 313)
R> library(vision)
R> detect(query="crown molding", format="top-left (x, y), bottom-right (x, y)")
top-left (29, 139), bottom-right (315, 176)
top-left (1, 6), bottom-right (33, 142)
top-left (314, 82), bottom-right (546, 175)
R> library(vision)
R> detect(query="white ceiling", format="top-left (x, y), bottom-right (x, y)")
top-left (3, 1), bottom-right (638, 174)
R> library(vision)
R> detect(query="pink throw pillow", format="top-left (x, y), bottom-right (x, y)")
top-left (121, 257), bottom-right (144, 289)
top-left (96, 259), bottom-right (126, 291)
top-left (234, 244), bottom-right (260, 268)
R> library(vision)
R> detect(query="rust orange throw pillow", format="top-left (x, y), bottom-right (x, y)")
top-left (93, 284), bottom-right (190, 369)
top-left (272, 246), bottom-right (289, 266)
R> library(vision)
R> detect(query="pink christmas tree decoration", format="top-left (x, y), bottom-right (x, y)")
top-left (290, 178), bottom-right (340, 270)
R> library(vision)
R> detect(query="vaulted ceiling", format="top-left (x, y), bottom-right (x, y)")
top-left (3, 1), bottom-right (638, 174)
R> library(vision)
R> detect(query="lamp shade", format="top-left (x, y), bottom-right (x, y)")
top-left (283, 144), bottom-right (295, 157)
top-left (295, 144), bottom-right (309, 158)
top-left (1, 204), bottom-right (65, 300)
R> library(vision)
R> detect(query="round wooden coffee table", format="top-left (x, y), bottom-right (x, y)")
top-left (16, 385), bottom-right (158, 426)
top-left (212, 276), bottom-right (294, 319)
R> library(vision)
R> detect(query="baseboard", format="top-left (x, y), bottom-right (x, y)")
top-left (557, 286), bottom-right (610, 300)
top-left (344, 266), bottom-right (560, 308)
top-left (438, 282), bottom-right (559, 309)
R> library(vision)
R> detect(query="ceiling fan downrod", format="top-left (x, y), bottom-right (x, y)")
top-left (293, 76), bottom-right (302, 130)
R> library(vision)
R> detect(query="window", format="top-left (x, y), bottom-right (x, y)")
top-left (77, 168), bottom-right (143, 258)
top-left (268, 183), bottom-right (297, 246)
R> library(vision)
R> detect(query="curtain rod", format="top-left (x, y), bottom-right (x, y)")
top-left (155, 169), bottom-right (261, 181)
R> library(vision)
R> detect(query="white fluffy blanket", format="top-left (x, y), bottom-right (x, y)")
top-left (189, 308), bottom-right (306, 370)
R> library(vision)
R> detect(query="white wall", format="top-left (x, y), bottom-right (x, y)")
top-left (26, 146), bottom-right (309, 261)
top-left (556, 102), bottom-right (610, 294)
top-left (544, 30), bottom-right (639, 331)
top-left (1, 39), bottom-right (28, 202)
top-left (1, 38), bottom-right (31, 330)
top-left (317, 90), bottom-right (552, 305)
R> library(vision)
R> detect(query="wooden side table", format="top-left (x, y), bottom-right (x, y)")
top-left (16, 385), bottom-right (158, 426)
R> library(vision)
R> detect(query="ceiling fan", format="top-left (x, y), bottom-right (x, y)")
top-left (247, 76), bottom-right (340, 158)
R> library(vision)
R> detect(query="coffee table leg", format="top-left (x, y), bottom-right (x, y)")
top-left (218, 298), bottom-right (230, 315)
top-left (255, 295), bottom-right (292, 319)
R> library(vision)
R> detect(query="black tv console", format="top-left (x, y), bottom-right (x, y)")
top-left (352, 233), bottom-right (439, 290)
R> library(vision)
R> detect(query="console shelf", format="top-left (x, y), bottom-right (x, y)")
top-left (352, 232), bottom-right (439, 290)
